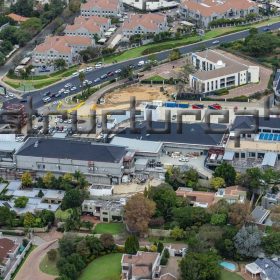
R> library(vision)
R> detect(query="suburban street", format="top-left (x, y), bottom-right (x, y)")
top-left (2, 21), bottom-right (280, 110)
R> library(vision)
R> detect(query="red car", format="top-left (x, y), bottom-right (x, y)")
top-left (192, 104), bottom-right (204, 109)
top-left (208, 103), bottom-right (222, 110)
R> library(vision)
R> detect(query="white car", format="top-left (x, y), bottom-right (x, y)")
top-left (179, 157), bottom-right (189, 162)
top-left (212, 40), bottom-right (220, 44)
top-left (64, 83), bottom-right (72, 88)
top-left (115, 69), bottom-right (122, 74)
top-left (70, 86), bottom-right (77, 91)
top-left (8, 92), bottom-right (14, 97)
top-left (42, 96), bottom-right (51, 103)
top-left (86, 66), bottom-right (93, 72)
top-left (72, 72), bottom-right (79, 77)
top-left (137, 60), bottom-right (145, 66)
top-left (64, 90), bottom-right (70, 94)
top-left (58, 88), bottom-right (65, 94)
top-left (95, 62), bottom-right (103, 69)
top-left (78, 68), bottom-right (86, 73)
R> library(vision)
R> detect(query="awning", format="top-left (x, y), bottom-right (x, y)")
top-left (245, 263), bottom-right (262, 275)
top-left (262, 152), bottom-right (277, 167)
top-left (223, 151), bottom-right (234, 161)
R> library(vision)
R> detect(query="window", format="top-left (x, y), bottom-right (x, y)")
top-left (248, 152), bottom-right (255, 158)
top-left (241, 153), bottom-right (245, 159)
top-left (235, 152), bottom-right (239, 158)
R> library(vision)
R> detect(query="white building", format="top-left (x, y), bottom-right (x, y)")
top-left (122, 0), bottom-right (178, 11)
top-left (122, 13), bottom-right (168, 38)
top-left (189, 49), bottom-right (259, 95)
top-left (81, 0), bottom-right (123, 17)
top-left (32, 36), bottom-right (94, 66)
top-left (180, 0), bottom-right (259, 28)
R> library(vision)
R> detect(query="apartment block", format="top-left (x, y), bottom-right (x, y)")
top-left (180, 0), bottom-right (259, 28)
top-left (81, 0), bottom-right (123, 17)
top-left (82, 199), bottom-right (124, 222)
top-left (122, 13), bottom-right (168, 38)
top-left (65, 15), bottom-right (111, 38)
top-left (32, 36), bottom-right (94, 66)
top-left (189, 49), bottom-right (259, 95)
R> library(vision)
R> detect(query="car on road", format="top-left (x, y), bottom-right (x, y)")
top-left (137, 60), bottom-right (145, 66)
top-left (43, 91), bottom-right (51, 96)
top-left (107, 71), bottom-right (114, 77)
top-left (8, 92), bottom-right (14, 97)
top-left (114, 69), bottom-right (122, 74)
top-left (55, 92), bottom-right (62, 98)
top-left (64, 83), bottom-right (72, 88)
top-left (42, 96), bottom-right (51, 103)
top-left (58, 88), bottom-right (65, 94)
top-left (64, 90), bottom-right (70, 94)
top-left (192, 104), bottom-right (204, 109)
top-left (94, 78), bottom-right (101, 83)
top-left (179, 157), bottom-right (189, 162)
top-left (208, 103), bottom-right (222, 110)
top-left (70, 86), bottom-right (77, 91)
top-left (95, 62), bottom-right (103, 69)
top-left (86, 66), bottom-right (93, 72)
top-left (263, 27), bottom-right (271, 32)
top-left (72, 72), bottom-right (79, 77)
top-left (101, 74), bottom-right (108, 79)
top-left (212, 40), bottom-right (220, 44)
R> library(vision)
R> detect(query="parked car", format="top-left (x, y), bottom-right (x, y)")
top-left (101, 74), bottom-right (108, 79)
top-left (42, 96), bottom-right (51, 103)
top-left (94, 78), bottom-right (101, 83)
top-left (43, 91), bottom-right (51, 96)
top-left (115, 69), bottom-right (122, 74)
top-left (72, 72), bottom-right (79, 77)
top-left (137, 60), bottom-right (145, 66)
top-left (95, 62), bottom-right (103, 69)
top-left (86, 66), bottom-right (93, 72)
top-left (208, 103), bottom-right (222, 110)
top-left (212, 40), bottom-right (220, 44)
top-left (107, 71), bottom-right (114, 77)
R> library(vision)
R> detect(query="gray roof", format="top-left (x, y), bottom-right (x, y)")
top-left (223, 151), bottom-right (234, 161)
top-left (251, 206), bottom-right (271, 224)
top-left (16, 137), bottom-right (127, 163)
top-left (7, 181), bottom-right (21, 191)
top-left (110, 136), bottom-right (162, 154)
top-left (0, 184), bottom-right (7, 194)
top-left (116, 121), bottom-right (226, 146)
top-left (0, 141), bottom-right (24, 152)
top-left (255, 258), bottom-right (280, 280)
top-left (262, 152), bottom-right (277, 167)
top-left (232, 116), bottom-right (280, 131)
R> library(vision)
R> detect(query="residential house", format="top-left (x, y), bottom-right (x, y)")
top-left (7, 13), bottom-right (29, 24)
top-left (32, 35), bottom-right (94, 66)
top-left (250, 206), bottom-right (271, 225)
top-left (262, 191), bottom-right (280, 209)
top-left (121, 251), bottom-right (161, 280)
top-left (245, 258), bottom-right (280, 280)
top-left (0, 238), bottom-right (20, 277)
top-left (189, 49), bottom-right (259, 95)
top-left (82, 199), bottom-right (124, 222)
top-left (81, 0), bottom-right (123, 17)
top-left (65, 15), bottom-right (111, 38)
top-left (14, 137), bottom-right (133, 184)
top-left (180, 0), bottom-right (259, 28)
top-left (122, 13), bottom-right (168, 38)
top-left (214, 186), bottom-right (247, 204)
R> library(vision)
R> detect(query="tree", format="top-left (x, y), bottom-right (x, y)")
top-left (58, 234), bottom-right (77, 258)
top-left (43, 172), bottom-right (55, 188)
top-left (85, 236), bottom-right (103, 257)
top-left (170, 226), bottom-right (185, 240)
top-left (210, 213), bottom-right (227, 226)
top-left (100, 233), bottom-right (115, 251)
top-left (47, 249), bottom-right (57, 261)
top-left (54, 58), bottom-right (67, 70)
top-left (208, 199), bottom-right (229, 215)
top-left (262, 231), bottom-right (280, 255)
top-left (183, 168), bottom-right (199, 188)
top-left (23, 212), bottom-right (35, 228)
top-left (14, 196), bottom-right (29, 208)
top-left (76, 239), bottom-right (90, 259)
top-left (61, 189), bottom-right (84, 210)
top-left (39, 209), bottom-right (55, 225)
top-left (270, 205), bottom-right (280, 229)
top-left (213, 162), bottom-right (236, 186)
top-left (157, 242), bottom-right (164, 253)
top-left (124, 235), bottom-right (139, 254)
top-left (78, 72), bottom-right (85, 87)
top-left (169, 49), bottom-right (180, 61)
top-left (180, 252), bottom-right (220, 280)
top-left (69, 0), bottom-right (81, 13)
top-left (37, 189), bottom-right (44, 198)
top-left (21, 17), bottom-right (42, 36)
top-left (149, 184), bottom-right (177, 221)
top-left (228, 202), bottom-right (251, 227)
top-left (125, 193), bottom-right (155, 235)
top-left (0, 51), bottom-right (5, 65)
top-left (10, 0), bottom-right (34, 17)
top-left (234, 225), bottom-right (262, 258)
top-left (21, 172), bottom-right (32, 187)
top-left (0, 206), bottom-right (16, 227)
top-left (210, 177), bottom-right (225, 189)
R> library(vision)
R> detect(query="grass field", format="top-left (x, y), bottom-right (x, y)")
top-left (79, 253), bottom-right (122, 280)
top-left (220, 270), bottom-right (244, 280)
top-left (39, 252), bottom-right (59, 276)
top-left (94, 223), bottom-right (124, 235)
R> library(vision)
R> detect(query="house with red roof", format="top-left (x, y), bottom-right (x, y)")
top-left (180, 0), bottom-right (259, 27)
top-left (122, 13), bottom-right (168, 38)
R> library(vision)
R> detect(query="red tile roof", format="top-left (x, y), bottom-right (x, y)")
top-left (176, 188), bottom-right (215, 206)
top-left (8, 13), bottom-right (29, 22)
top-left (81, 0), bottom-right (119, 11)
top-left (0, 238), bottom-right (18, 263)
top-left (181, 0), bottom-right (257, 17)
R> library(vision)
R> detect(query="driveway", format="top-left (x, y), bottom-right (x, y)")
top-left (14, 240), bottom-right (58, 280)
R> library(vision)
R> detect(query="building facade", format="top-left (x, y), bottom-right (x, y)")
top-left (189, 50), bottom-right (259, 94)
top-left (180, 0), bottom-right (259, 28)
top-left (81, 0), bottom-right (123, 17)
top-left (274, 69), bottom-right (280, 105)
top-left (122, 13), bottom-right (168, 38)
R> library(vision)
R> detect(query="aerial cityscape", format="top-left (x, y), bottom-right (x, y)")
top-left (0, 0), bottom-right (280, 280)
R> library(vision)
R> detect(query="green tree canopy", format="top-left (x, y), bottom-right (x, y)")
top-left (125, 235), bottom-right (139, 255)
top-left (213, 162), bottom-right (236, 186)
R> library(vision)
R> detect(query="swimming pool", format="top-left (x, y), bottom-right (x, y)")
top-left (219, 261), bottom-right (237, 272)
top-left (259, 133), bottom-right (280, 141)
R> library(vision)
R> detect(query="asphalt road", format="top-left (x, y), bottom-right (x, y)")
top-left (4, 21), bottom-right (280, 110)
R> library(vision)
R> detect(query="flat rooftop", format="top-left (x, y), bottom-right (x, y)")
top-left (116, 121), bottom-right (226, 147)
top-left (226, 139), bottom-right (280, 152)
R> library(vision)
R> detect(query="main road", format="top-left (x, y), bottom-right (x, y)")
top-left (4, 21), bottom-right (280, 110)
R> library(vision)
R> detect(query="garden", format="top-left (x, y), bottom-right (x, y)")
top-left (93, 223), bottom-right (125, 235)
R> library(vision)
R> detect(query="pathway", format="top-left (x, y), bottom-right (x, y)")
top-left (14, 240), bottom-right (58, 280)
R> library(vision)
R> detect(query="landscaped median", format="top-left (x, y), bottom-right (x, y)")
top-left (3, 16), bottom-right (280, 91)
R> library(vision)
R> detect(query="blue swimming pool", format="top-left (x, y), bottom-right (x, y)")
top-left (259, 133), bottom-right (280, 142)
top-left (219, 261), bottom-right (237, 272)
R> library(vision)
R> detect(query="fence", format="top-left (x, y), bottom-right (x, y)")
top-left (4, 241), bottom-right (32, 280)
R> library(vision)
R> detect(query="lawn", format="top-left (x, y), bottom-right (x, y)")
top-left (79, 253), bottom-right (122, 280)
top-left (94, 223), bottom-right (124, 235)
top-left (144, 75), bottom-right (166, 82)
top-left (220, 269), bottom-right (244, 280)
top-left (39, 251), bottom-right (59, 276)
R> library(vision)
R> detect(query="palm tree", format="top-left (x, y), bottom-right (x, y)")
top-left (78, 71), bottom-right (86, 87)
